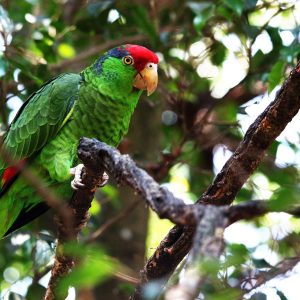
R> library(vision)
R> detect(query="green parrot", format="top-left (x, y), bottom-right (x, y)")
top-left (0, 44), bottom-right (159, 238)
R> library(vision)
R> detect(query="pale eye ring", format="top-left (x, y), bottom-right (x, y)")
top-left (123, 55), bottom-right (134, 65)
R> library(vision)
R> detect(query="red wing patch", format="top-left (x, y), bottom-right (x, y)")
top-left (1, 159), bottom-right (27, 188)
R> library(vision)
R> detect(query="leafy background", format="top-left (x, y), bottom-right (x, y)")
top-left (1, 0), bottom-right (300, 299)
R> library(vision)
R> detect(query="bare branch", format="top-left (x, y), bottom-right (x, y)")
top-left (76, 138), bottom-right (201, 227)
top-left (44, 167), bottom-right (104, 300)
top-left (244, 257), bottom-right (300, 296)
top-left (86, 198), bottom-right (141, 244)
top-left (134, 60), bottom-right (300, 292)
top-left (72, 138), bottom-right (300, 300)
top-left (165, 206), bottom-right (226, 300)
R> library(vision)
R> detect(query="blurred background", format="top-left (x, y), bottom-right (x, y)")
top-left (1, 0), bottom-right (300, 299)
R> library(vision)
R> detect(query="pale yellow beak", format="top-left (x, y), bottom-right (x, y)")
top-left (133, 63), bottom-right (158, 96)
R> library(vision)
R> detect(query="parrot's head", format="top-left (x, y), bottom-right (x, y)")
top-left (87, 44), bottom-right (159, 98)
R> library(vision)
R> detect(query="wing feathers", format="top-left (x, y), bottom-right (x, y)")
top-left (0, 73), bottom-right (82, 172)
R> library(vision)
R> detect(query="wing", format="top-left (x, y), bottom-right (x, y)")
top-left (0, 73), bottom-right (82, 172)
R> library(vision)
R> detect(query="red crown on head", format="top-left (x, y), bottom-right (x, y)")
top-left (125, 45), bottom-right (159, 72)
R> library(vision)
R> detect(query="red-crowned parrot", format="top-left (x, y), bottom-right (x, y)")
top-left (0, 44), bottom-right (159, 237)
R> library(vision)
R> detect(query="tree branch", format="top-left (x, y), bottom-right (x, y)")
top-left (72, 137), bottom-right (300, 300)
top-left (44, 167), bottom-right (104, 300)
top-left (48, 34), bottom-right (146, 73)
top-left (165, 206), bottom-right (226, 300)
top-left (132, 60), bottom-right (300, 293)
top-left (85, 198), bottom-right (141, 244)
top-left (243, 256), bottom-right (300, 295)
top-left (76, 138), bottom-right (201, 227)
top-left (45, 58), bottom-right (300, 298)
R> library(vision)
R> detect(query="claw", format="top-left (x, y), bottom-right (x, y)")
top-left (70, 164), bottom-right (109, 191)
top-left (70, 164), bottom-right (85, 190)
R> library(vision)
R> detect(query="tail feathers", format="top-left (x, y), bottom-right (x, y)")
top-left (4, 202), bottom-right (49, 237)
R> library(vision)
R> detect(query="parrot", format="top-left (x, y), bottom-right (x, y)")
top-left (0, 44), bottom-right (159, 238)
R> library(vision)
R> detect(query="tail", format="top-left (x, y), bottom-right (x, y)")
top-left (4, 202), bottom-right (49, 237)
top-left (0, 160), bottom-right (49, 237)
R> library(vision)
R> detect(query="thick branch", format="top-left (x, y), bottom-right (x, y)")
top-left (200, 64), bottom-right (300, 205)
top-left (74, 138), bottom-right (300, 300)
top-left (77, 138), bottom-right (201, 226)
top-left (136, 61), bottom-right (300, 290)
top-left (165, 206), bottom-right (226, 300)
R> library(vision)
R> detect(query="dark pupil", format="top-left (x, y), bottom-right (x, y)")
top-left (126, 57), bottom-right (131, 63)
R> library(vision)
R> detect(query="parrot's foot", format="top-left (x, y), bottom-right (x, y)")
top-left (70, 164), bottom-right (109, 191)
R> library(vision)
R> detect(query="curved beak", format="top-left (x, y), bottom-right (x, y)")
top-left (133, 63), bottom-right (158, 96)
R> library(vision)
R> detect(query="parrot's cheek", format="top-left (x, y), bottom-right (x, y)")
top-left (133, 63), bottom-right (158, 96)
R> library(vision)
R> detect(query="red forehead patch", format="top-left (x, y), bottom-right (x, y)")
top-left (125, 44), bottom-right (159, 72)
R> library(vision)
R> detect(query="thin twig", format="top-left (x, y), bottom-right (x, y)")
top-left (86, 198), bottom-right (141, 243)
top-left (243, 257), bottom-right (300, 297)
top-left (49, 34), bottom-right (146, 72)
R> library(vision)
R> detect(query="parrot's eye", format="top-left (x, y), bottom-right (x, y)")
top-left (123, 56), bottom-right (134, 65)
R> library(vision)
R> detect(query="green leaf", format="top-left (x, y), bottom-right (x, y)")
top-left (252, 258), bottom-right (271, 268)
top-left (224, 243), bottom-right (249, 267)
top-left (205, 288), bottom-right (241, 300)
top-left (58, 243), bottom-right (117, 296)
top-left (215, 102), bottom-right (237, 122)
top-left (245, 0), bottom-right (258, 10)
top-left (127, 5), bottom-right (158, 44)
top-left (251, 50), bottom-right (268, 72)
top-left (268, 186), bottom-right (300, 211)
top-left (250, 293), bottom-right (267, 300)
top-left (0, 55), bottom-right (8, 77)
top-left (223, 0), bottom-right (244, 16)
top-left (241, 24), bottom-right (259, 39)
top-left (8, 292), bottom-right (24, 300)
top-left (277, 290), bottom-right (288, 300)
top-left (211, 41), bottom-right (227, 66)
top-left (216, 6), bottom-right (232, 21)
top-left (199, 258), bottom-right (220, 276)
top-left (57, 43), bottom-right (76, 59)
top-left (268, 140), bottom-right (280, 157)
top-left (280, 44), bottom-right (300, 63)
top-left (268, 61), bottom-right (285, 92)
top-left (267, 28), bottom-right (282, 50)
top-left (26, 283), bottom-right (46, 300)
top-left (193, 5), bottom-right (215, 32)
top-left (235, 188), bottom-right (253, 203)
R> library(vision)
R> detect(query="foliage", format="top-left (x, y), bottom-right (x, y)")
top-left (1, 0), bottom-right (300, 299)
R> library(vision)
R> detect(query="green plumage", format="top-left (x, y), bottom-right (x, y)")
top-left (0, 49), bottom-right (144, 237)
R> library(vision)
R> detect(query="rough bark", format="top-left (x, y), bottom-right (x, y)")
top-left (132, 61), bottom-right (300, 292)
top-left (45, 167), bottom-right (104, 300)
top-left (74, 139), bottom-right (300, 299)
